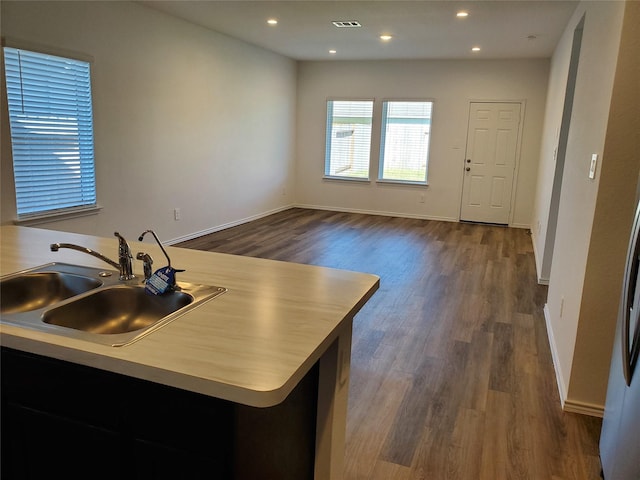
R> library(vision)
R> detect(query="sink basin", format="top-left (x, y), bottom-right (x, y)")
top-left (44, 286), bottom-right (193, 334)
top-left (1, 271), bottom-right (102, 314)
top-left (1, 263), bottom-right (227, 346)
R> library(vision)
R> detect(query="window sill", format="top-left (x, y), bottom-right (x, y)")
top-left (376, 179), bottom-right (428, 187)
top-left (14, 205), bottom-right (103, 226)
top-left (322, 176), bottom-right (371, 183)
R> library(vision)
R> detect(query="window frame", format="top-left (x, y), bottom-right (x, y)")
top-left (377, 99), bottom-right (434, 186)
top-left (3, 40), bottom-right (100, 224)
top-left (323, 98), bottom-right (374, 182)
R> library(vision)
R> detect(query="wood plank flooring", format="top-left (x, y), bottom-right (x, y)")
top-left (177, 208), bottom-right (603, 480)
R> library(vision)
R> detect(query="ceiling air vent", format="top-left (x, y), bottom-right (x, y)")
top-left (332, 20), bottom-right (362, 28)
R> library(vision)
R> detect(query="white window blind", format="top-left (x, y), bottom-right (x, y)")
top-left (379, 101), bottom-right (432, 183)
top-left (4, 47), bottom-right (97, 219)
top-left (324, 100), bottom-right (373, 180)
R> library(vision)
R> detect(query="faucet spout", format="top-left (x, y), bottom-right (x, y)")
top-left (50, 231), bottom-right (136, 281)
top-left (50, 243), bottom-right (120, 271)
top-left (138, 229), bottom-right (172, 267)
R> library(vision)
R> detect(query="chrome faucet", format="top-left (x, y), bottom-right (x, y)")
top-left (114, 232), bottom-right (135, 280)
top-left (50, 232), bottom-right (136, 281)
top-left (138, 229), bottom-right (182, 290)
top-left (138, 229), bottom-right (172, 268)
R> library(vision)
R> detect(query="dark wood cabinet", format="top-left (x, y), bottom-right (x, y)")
top-left (3, 403), bottom-right (122, 480)
top-left (1, 347), bottom-right (318, 480)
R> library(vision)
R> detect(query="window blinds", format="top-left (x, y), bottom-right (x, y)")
top-left (4, 47), bottom-right (97, 218)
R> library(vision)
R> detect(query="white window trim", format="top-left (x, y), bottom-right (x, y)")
top-left (3, 38), bottom-right (99, 223)
top-left (2, 37), bottom-right (94, 64)
top-left (375, 178), bottom-right (429, 187)
top-left (323, 176), bottom-right (372, 183)
top-left (324, 98), bottom-right (375, 181)
top-left (14, 205), bottom-right (103, 226)
top-left (377, 98), bottom-right (434, 186)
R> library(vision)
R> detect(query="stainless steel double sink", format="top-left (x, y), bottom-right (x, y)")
top-left (0, 263), bottom-right (227, 346)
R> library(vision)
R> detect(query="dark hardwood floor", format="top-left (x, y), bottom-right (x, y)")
top-left (177, 208), bottom-right (603, 480)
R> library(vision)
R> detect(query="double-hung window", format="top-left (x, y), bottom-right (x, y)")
top-left (379, 100), bottom-right (433, 184)
top-left (324, 100), bottom-right (373, 180)
top-left (3, 46), bottom-right (97, 220)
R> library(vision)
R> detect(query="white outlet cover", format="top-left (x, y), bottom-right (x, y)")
top-left (589, 154), bottom-right (598, 179)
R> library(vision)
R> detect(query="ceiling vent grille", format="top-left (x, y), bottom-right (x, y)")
top-left (332, 20), bottom-right (362, 28)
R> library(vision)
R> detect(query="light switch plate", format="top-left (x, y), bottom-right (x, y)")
top-left (589, 154), bottom-right (598, 179)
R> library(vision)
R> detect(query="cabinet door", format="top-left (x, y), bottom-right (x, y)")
top-left (133, 438), bottom-right (228, 480)
top-left (2, 403), bottom-right (121, 480)
top-left (130, 380), bottom-right (233, 479)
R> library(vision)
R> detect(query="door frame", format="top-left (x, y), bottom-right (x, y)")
top-left (459, 99), bottom-right (526, 226)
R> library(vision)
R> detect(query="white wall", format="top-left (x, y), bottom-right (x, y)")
top-left (295, 59), bottom-right (549, 227)
top-left (0, 1), bottom-right (297, 243)
top-left (0, 2), bottom-right (550, 238)
top-left (532, 0), bottom-right (628, 414)
top-left (529, 17), bottom-right (579, 284)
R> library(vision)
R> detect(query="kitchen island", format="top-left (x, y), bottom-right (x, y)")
top-left (0, 225), bottom-right (379, 479)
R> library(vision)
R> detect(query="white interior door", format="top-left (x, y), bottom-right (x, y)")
top-left (460, 102), bottom-right (521, 224)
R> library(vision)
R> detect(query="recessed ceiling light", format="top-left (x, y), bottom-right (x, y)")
top-left (457, 11), bottom-right (469, 17)
top-left (380, 35), bottom-right (393, 41)
top-left (329, 49), bottom-right (337, 54)
top-left (471, 46), bottom-right (481, 52)
top-left (267, 18), bottom-right (278, 25)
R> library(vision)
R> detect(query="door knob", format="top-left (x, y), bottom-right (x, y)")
top-left (466, 159), bottom-right (471, 163)
top-left (465, 167), bottom-right (471, 172)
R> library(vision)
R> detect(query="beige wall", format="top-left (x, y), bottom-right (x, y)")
top-left (571, 0), bottom-right (640, 409)
top-left (1, 1), bottom-right (297, 243)
top-left (533, 0), bottom-right (628, 413)
top-left (295, 59), bottom-right (549, 226)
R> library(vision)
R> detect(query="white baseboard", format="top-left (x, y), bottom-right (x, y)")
top-left (544, 304), bottom-right (569, 408)
top-left (531, 232), bottom-right (550, 285)
top-left (563, 399), bottom-right (605, 417)
top-left (509, 222), bottom-right (531, 229)
top-left (164, 205), bottom-right (294, 245)
top-left (543, 304), bottom-right (605, 418)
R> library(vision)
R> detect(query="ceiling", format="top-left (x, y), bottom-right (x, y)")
top-left (139, 0), bottom-right (579, 61)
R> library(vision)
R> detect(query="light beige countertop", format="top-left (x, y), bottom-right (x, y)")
top-left (0, 225), bottom-right (379, 408)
